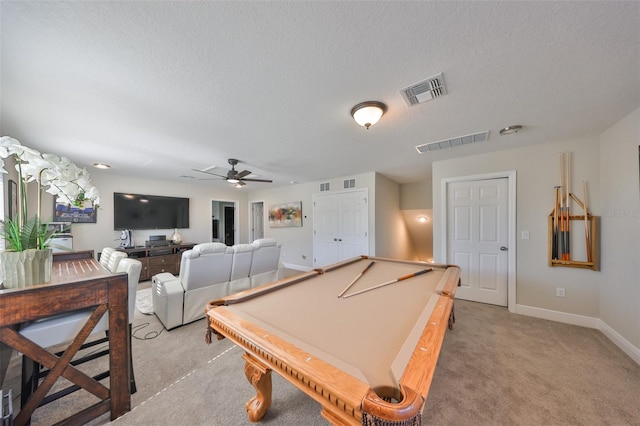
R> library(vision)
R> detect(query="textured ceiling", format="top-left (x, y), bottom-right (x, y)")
top-left (1, 1), bottom-right (639, 189)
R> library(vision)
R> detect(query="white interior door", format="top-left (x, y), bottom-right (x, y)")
top-left (447, 178), bottom-right (509, 306)
top-left (336, 190), bottom-right (369, 260)
top-left (313, 189), bottom-right (368, 267)
top-left (313, 193), bottom-right (340, 266)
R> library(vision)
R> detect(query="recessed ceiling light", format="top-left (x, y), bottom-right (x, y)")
top-left (417, 216), bottom-right (429, 223)
top-left (93, 163), bottom-right (110, 169)
top-left (499, 125), bottom-right (523, 136)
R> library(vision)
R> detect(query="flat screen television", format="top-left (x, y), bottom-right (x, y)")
top-left (114, 193), bottom-right (189, 230)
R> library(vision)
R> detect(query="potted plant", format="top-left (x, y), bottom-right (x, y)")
top-left (0, 136), bottom-right (100, 288)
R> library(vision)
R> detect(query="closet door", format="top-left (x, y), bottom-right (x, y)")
top-left (313, 189), bottom-right (368, 267)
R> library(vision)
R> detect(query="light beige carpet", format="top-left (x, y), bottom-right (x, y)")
top-left (2, 296), bottom-right (639, 425)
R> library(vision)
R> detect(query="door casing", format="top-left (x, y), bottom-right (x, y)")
top-left (441, 171), bottom-right (517, 312)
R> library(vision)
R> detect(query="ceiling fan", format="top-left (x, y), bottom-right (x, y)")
top-left (193, 158), bottom-right (273, 186)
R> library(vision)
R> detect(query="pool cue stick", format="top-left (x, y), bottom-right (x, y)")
top-left (553, 186), bottom-right (560, 260)
top-left (565, 152), bottom-right (571, 260)
top-left (342, 268), bottom-right (433, 299)
top-left (337, 260), bottom-right (375, 297)
top-left (583, 181), bottom-right (591, 262)
top-left (558, 153), bottom-right (565, 260)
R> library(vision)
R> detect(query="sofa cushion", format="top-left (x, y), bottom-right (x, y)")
top-left (251, 238), bottom-right (277, 248)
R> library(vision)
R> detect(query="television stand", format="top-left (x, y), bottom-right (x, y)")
top-left (117, 243), bottom-right (196, 281)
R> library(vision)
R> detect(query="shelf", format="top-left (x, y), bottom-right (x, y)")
top-left (548, 214), bottom-right (598, 271)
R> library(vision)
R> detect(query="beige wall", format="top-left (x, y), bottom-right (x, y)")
top-left (598, 107), bottom-right (640, 349)
top-left (433, 136), bottom-right (602, 317)
top-left (400, 180), bottom-right (434, 261)
top-left (400, 180), bottom-right (432, 210)
top-left (374, 173), bottom-right (413, 260)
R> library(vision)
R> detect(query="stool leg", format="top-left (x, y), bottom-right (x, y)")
top-left (21, 355), bottom-right (39, 425)
top-left (128, 324), bottom-right (137, 394)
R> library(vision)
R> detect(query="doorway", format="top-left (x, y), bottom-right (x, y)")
top-left (224, 206), bottom-right (235, 245)
top-left (441, 171), bottom-right (516, 310)
top-left (211, 200), bottom-right (238, 245)
top-left (250, 201), bottom-right (264, 242)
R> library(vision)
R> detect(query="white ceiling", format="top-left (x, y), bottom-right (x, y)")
top-left (1, 1), bottom-right (639, 189)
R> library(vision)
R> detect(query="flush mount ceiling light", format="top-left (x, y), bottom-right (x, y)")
top-left (499, 125), bottom-right (523, 136)
top-left (93, 163), bottom-right (110, 169)
top-left (351, 101), bottom-right (387, 129)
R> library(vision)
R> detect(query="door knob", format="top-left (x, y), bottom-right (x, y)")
top-left (500, 246), bottom-right (508, 251)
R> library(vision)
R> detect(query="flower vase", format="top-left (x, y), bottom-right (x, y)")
top-left (170, 228), bottom-right (183, 245)
top-left (0, 249), bottom-right (53, 289)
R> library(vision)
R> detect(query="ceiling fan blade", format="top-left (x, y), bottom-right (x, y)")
top-left (241, 178), bottom-right (273, 183)
top-left (192, 169), bottom-right (227, 179)
top-left (235, 170), bottom-right (251, 179)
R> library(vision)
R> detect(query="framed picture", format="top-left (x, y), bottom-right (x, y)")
top-left (8, 180), bottom-right (17, 220)
top-left (268, 201), bottom-right (302, 228)
top-left (53, 197), bottom-right (97, 223)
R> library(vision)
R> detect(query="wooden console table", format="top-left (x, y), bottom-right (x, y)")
top-left (118, 243), bottom-right (195, 281)
top-left (0, 255), bottom-right (130, 425)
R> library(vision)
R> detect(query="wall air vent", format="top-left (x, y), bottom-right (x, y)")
top-left (320, 182), bottom-right (330, 192)
top-left (400, 73), bottom-right (447, 107)
top-left (416, 131), bottom-right (490, 154)
top-left (344, 179), bottom-right (355, 189)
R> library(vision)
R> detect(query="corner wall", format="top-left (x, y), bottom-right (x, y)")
top-left (598, 107), bottom-right (640, 353)
top-left (374, 173), bottom-right (413, 260)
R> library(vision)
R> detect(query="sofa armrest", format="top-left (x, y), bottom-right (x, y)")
top-left (152, 275), bottom-right (185, 330)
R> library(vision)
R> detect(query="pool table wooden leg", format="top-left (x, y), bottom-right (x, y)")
top-left (242, 353), bottom-right (272, 422)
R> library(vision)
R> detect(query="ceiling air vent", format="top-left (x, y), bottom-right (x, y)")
top-left (400, 73), bottom-right (447, 106)
top-left (416, 131), bottom-right (490, 154)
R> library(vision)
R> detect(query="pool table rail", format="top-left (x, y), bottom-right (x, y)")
top-left (207, 306), bottom-right (370, 424)
top-left (204, 258), bottom-right (461, 425)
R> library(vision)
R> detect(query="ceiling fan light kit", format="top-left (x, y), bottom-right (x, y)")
top-left (499, 125), bottom-right (523, 136)
top-left (351, 101), bottom-right (387, 129)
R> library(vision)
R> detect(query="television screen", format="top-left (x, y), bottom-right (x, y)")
top-left (114, 193), bottom-right (189, 230)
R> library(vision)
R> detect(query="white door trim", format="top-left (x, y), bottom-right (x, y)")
top-left (249, 200), bottom-right (265, 242)
top-left (441, 171), bottom-right (517, 312)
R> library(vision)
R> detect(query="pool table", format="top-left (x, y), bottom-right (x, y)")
top-left (205, 256), bottom-right (460, 425)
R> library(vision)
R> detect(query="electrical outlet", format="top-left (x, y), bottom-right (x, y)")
top-left (556, 287), bottom-right (566, 298)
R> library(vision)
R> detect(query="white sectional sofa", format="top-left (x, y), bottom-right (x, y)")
top-left (151, 239), bottom-right (281, 330)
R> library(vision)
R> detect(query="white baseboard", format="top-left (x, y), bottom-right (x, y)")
top-left (515, 303), bottom-right (640, 366)
top-left (514, 304), bottom-right (600, 328)
top-left (598, 319), bottom-right (640, 365)
top-left (281, 262), bottom-right (313, 272)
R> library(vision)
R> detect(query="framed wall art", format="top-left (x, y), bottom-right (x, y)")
top-left (268, 201), bottom-right (302, 228)
top-left (53, 197), bottom-right (97, 223)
